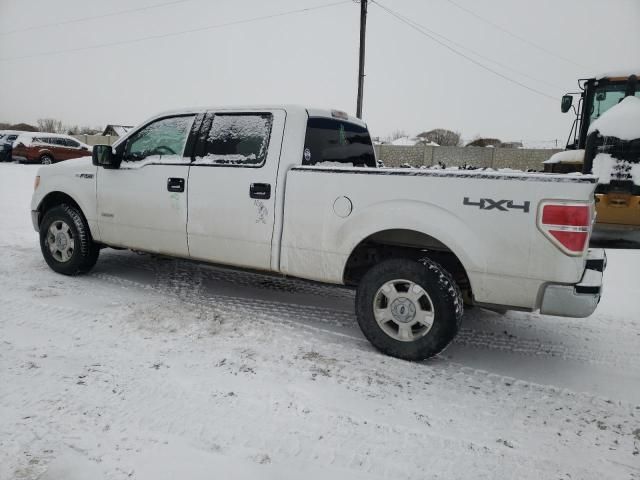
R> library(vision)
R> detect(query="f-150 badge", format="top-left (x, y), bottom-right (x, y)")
top-left (463, 197), bottom-right (530, 213)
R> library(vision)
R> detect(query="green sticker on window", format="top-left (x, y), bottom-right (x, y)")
top-left (339, 124), bottom-right (346, 145)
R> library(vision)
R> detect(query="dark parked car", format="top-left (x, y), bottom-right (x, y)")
top-left (0, 132), bottom-right (20, 162)
top-left (12, 133), bottom-right (93, 164)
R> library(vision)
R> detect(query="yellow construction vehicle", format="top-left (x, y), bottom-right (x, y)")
top-left (546, 71), bottom-right (640, 242)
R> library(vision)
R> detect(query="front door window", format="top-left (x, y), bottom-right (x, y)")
top-left (123, 115), bottom-right (195, 166)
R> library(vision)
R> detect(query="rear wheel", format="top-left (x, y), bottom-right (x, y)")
top-left (40, 155), bottom-right (53, 165)
top-left (355, 258), bottom-right (463, 361)
top-left (39, 204), bottom-right (99, 275)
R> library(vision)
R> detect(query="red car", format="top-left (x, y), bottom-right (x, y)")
top-left (12, 133), bottom-right (92, 165)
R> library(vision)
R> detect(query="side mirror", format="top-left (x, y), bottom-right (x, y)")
top-left (561, 94), bottom-right (573, 113)
top-left (92, 144), bottom-right (120, 169)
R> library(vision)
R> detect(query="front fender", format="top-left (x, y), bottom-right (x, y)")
top-left (31, 167), bottom-right (99, 240)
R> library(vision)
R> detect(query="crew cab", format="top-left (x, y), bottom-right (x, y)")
top-left (30, 105), bottom-right (606, 360)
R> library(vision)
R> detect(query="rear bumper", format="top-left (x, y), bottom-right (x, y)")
top-left (539, 249), bottom-right (606, 318)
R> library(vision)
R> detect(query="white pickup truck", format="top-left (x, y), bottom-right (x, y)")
top-left (31, 105), bottom-right (606, 360)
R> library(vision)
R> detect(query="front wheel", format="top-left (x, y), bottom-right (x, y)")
top-left (40, 155), bottom-right (53, 165)
top-left (355, 258), bottom-right (463, 361)
top-left (39, 204), bottom-right (99, 275)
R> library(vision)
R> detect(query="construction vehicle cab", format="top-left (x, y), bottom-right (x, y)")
top-left (546, 71), bottom-right (640, 241)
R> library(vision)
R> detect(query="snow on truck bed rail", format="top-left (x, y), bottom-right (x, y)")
top-left (294, 164), bottom-right (597, 183)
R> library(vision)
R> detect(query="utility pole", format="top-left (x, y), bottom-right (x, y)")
top-left (356, 0), bottom-right (368, 119)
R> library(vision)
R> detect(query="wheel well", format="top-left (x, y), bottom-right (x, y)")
top-left (343, 229), bottom-right (472, 300)
top-left (37, 192), bottom-right (83, 228)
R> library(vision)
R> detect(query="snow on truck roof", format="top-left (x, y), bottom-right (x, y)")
top-left (110, 105), bottom-right (366, 149)
top-left (126, 105), bottom-right (365, 135)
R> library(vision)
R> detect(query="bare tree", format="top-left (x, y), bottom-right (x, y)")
top-left (37, 118), bottom-right (65, 133)
top-left (416, 128), bottom-right (461, 146)
top-left (79, 126), bottom-right (102, 135)
top-left (388, 130), bottom-right (408, 141)
top-left (67, 124), bottom-right (103, 135)
top-left (466, 137), bottom-right (502, 147)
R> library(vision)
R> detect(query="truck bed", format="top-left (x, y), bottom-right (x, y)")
top-left (280, 165), bottom-right (597, 310)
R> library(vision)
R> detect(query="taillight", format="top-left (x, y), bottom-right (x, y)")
top-left (538, 202), bottom-right (592, 255)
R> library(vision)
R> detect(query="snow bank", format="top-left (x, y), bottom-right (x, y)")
top-left (588, 96), bottom-right (640, 140)
top-left (544, 149), bottom-right (585, 164)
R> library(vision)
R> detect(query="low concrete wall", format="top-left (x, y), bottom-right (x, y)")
top-left (374, 145), bottom-right (561, 171)
top-left (71, 134), bottom-right (118, 146)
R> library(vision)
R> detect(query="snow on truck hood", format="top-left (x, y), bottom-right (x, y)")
top-left (588, 96), bottom-right (640, 140)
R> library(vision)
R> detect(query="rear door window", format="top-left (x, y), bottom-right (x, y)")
top-left (193, 113), bottom-right (273, 166)
top-left (303, 117), bottom-right (376, 167)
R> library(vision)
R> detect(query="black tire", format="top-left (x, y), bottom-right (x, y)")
top-left (40, 154), bottom-right (53, 165)
top-left (39, 204), bottom-right (99, 275)
top-left (355, 257), bottom-right (463, 361)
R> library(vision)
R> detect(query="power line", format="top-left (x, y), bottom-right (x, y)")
top-left (440, 0), bottom-right (591, 70)
top-left (376, 2), bottom-right (564, 91)
top-left (0, 0), bottom-right (196, 36)
top-left (0, 1), bottom-right (351, 62)
top-left (372, 1), bottom-right (557, 101)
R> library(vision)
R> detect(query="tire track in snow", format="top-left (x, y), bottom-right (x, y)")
top-left (92, 264), bottom-right (640, 371)
top-left (455, 327), bottom-right (640, 370)
top-left (1, 296), bottom-right (637, 480)
top-left (83, 273), bottom-right (640, 410)
top-left (100, 251), bottom-right (355, 300)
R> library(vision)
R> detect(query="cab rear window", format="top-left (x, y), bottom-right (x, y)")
top-left (303, 117), bottom-right (376, 167)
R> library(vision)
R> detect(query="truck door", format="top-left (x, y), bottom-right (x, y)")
top-left (187, 110), bottom-right (286, 271)
top-left (96, 114), bottom-right (196, 256)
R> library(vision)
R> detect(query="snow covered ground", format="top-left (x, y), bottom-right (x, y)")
top-left (1, 163), bottom-right (639, 480)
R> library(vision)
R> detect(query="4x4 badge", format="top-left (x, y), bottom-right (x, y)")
top-left (463, 197), bottom-right (530, 213)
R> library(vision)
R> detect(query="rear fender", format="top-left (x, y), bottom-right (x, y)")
top-left (338, 199), bottom-right (486, 281)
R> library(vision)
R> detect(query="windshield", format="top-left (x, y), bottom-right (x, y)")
top-left (589, 82), bottom-right (640, 124)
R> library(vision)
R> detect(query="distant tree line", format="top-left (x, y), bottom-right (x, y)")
top-left (383, 127), bottom-right (524, 148)
top-left (0, 118), bottom-right (102, 135)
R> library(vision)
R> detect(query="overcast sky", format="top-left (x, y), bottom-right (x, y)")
top-left (0, 0), bottom-right (638, 144)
